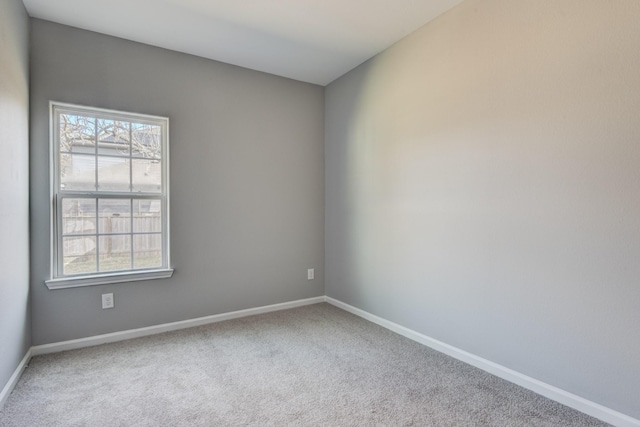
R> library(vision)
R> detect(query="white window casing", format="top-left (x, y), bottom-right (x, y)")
top-left (46, 102), bottom-right (173, 289)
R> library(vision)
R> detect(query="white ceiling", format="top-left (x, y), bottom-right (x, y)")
top-left (22, 0), bottom-right (464, 86)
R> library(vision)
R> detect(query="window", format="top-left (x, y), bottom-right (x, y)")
top-left (46, 102), bottom-right (173, 289)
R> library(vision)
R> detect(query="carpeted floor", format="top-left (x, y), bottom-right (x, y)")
top-left (0, 303), bottom-right (609, 426)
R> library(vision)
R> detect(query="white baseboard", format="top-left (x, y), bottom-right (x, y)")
top-left (325, 296), bottom-right (639, 427)
top-left (8, 295), bottom-right (637, 426)
top-left (31, 296), bottom-right (325, 356)
top-left (0, 348), bottom-right (31, 410)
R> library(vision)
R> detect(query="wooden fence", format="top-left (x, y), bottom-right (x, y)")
top-left (62, 213), bottom-right (161, 258)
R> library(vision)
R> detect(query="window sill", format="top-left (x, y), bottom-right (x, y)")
top-left (45, 268), bottom-right (174, 290)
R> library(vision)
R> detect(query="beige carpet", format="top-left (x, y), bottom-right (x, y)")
top-left (0, 303), bottom-right (608, 426)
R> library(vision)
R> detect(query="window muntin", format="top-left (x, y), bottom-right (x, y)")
top-left (49, 102), bottom-right (171, 287)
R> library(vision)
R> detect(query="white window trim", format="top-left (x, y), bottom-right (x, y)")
top-left (46, 101), bottom-right (173, 290)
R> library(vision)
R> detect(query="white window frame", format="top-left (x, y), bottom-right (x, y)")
top-left (45, 102), bottom-right (173, 289)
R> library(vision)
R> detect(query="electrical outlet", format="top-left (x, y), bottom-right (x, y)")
top-left (307, 268), bottom-right (315, 280)
top-left (101, 293), bottom-right (114, 309)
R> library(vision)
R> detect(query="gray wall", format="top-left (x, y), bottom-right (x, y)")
top-left (30, 20), bottom-right (324, 345)
top-left (0, 0), bottom-right (30, 393)
top-left (325, 0), bottom-right (640, 419)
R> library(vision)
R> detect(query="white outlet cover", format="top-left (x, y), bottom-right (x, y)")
top-left (307, 269), bottom-right (315, 280)
top-left (102, 293), bottom-right (114, 309)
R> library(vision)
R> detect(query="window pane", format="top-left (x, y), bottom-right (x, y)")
top-left (53, 103), bottom-right (169, 281)
top-left (97, 156), bottom-right (131, 192)
top-left (132, 123), bottom-right (161, 159)
top-left (62, 198), bottom-right (96, 235)
top-left (60, 154), bottom-right (96, 191)
top-left (133, 234), bottom-right (162, 269)
top-left (59, 114), bottom-right (95, 153)
top-left (98, 235), bottom-right (131, 272)
top-left (63, 236), bottom-right (97, 275)
top-left (133, 199), bottom-right (162, 233)
top-left (132, 159), bottom-right (161, 193)
top-left (97, 119), bottom-right (130, 156)
top-left (98, 199), bottom-right (131, 234)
